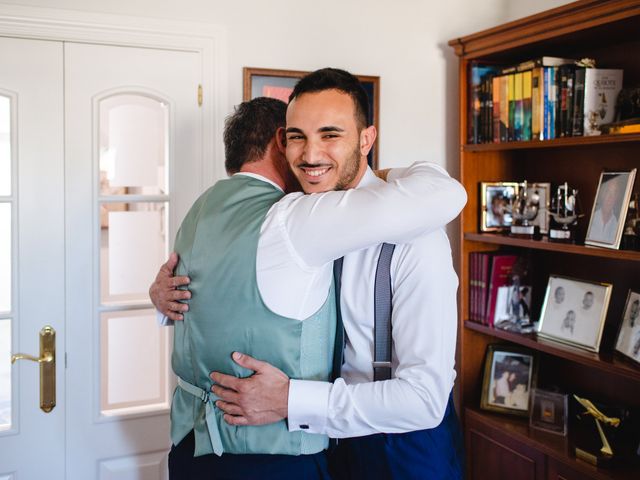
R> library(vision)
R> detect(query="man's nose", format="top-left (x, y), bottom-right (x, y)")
top-left (302, 138), bottom-right (323, 164)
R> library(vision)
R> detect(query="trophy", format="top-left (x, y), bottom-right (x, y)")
top-left (509, 181), bottom-right (539, 238)
top-left (549, 182), bottom-right (581, 242)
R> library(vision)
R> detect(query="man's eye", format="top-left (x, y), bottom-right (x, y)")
top-left (323, 134), bottom-right (339, 139)
top-left (287, 135), bottom-right (303, 141)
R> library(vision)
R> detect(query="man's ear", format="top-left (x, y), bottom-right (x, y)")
top-left (359, 125), bottom-right (377, 156)
top-left (275, 127), bottom-right (287, 153)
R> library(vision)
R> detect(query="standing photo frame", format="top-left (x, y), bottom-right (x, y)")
top-left (242, 67), bottom-right (380, 168)
top-left (537, 275), bottom-right (612, 352)
top-left (529, 389), bottom-right (568, 436)
top-left (585, 169), bottom-right (637, 249)
top-left (480, 182), bottom-right (519, 232)
top-left (480, 344), bottom-right (536, 417)
top-left (614, 290), bottom-right (640, 364)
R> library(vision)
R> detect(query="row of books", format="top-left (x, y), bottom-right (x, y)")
top-left (468, 252), bottom-right (529, 326)
top-left (468, 57), bottom-right (624, 144)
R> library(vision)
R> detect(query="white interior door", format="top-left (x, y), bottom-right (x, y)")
top-left (0, 37), bottom-right (204, 478)
top-left (0, 37), bottom-right (65, 479)
top-left (65, 42), bottom-right (202, 478)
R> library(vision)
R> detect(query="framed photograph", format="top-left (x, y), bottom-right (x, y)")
top-left (480, 182), bottom-right (519, 232)
top-left (537, 275), bottom-right (612, 352)
top-left (529, 389), bottom-right (568, 436)
top-left (585, 169), bottom-right (637, 249)
top-left (528, 182), bottom-right (551, 234)
top-left (614, 290), bottom-right (640, 364)
top-left (481, 344), bottom-right (536, 416)
top-left (242, 67), bottom-right (380, 168)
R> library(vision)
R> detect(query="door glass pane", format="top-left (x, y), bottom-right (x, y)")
top-left (0, 319), bottom-right (11, 430)
top-left (100, 203), bottom-right (167, 304)
top-left (0, 204), bottom-right (10, 313)
top-left (100, 309), bottom-right (168, 413)
top-left (0, 96), bottom-right (10, 196)
top-left (99, 94), bottom-right (168, 196)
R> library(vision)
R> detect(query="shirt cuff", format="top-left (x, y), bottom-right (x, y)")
top-left (156, 310), bottom-right (174, 327)
top-left (287, 379), bottom-right (331, 434)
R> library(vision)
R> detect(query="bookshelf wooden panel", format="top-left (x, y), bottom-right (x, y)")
top-left (450, 1), bottom-right (640, 478)
top-left (464, 233), bottom-right (640, 261)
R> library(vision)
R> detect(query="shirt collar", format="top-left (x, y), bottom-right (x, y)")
top-left (355, 167), bottom-right (383, 189)
top-left (233, 172), bottom-right (284, 192)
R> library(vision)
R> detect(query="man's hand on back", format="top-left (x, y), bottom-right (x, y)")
top-left (211, 352), bottom-right (289, 426)
top-left (148, 252), bottom-right (191, 321)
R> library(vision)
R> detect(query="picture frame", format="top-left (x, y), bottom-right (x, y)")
top-left (527, 182), bottom-right (551, 234)
top-left (614, 290), bottom-right (640, 364)
top-left (529, 388), bottom-right (568, 436)
top-left (480, 182), bottom-right (519, 232)
top-left (242, 67), bottom-right (380, 168)
top-left (481, 344), bottom-right (536, 416)
top-left (537, 275), bottom-right (612, 352)
top-left (585, 169), bottom-right (637, 249)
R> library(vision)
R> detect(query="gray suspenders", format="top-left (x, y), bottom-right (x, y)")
top-left (332, 242), bottom-right (396, 381)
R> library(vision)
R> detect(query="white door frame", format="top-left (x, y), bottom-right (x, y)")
top-left (0, 3), bottom-right (228, 187)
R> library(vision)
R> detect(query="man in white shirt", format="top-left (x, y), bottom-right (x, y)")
top-left (153, 68), bottom-right (466, 479)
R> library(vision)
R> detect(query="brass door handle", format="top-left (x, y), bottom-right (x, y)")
top-left (10, 352), bottom-right (53, 364)
top-left (10, 326), bottom-right (56, 413)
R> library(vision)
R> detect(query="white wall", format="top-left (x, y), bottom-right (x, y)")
top-left (0, 0), bottom-right (572, 173)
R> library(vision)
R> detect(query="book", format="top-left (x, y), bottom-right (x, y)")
top-left (514, 72), bottom-right (524, 141)
top-left (522, 70), bottom-right (532, 141)
top-left (508, 74), bottom-right (516, 142)
top-left (469, 252), bottom-right (478, 322)
top-left (499, 75), bottom-right (509, 142)
top-left (468, 62), bottom-right (500, 143)
top-left (572, 67), bottom-right (586, 136)
top-left (582, 68), bottom-right (624, 136)
top-left (479, 253), bottom-right (491, 324)
top-left (492, 76), bottom-right (501, 143)
top-left (516, 56), bottom-right (576, 71)
top-left (485, 254), bottom-right (518, 326)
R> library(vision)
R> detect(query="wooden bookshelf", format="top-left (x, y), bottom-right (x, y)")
top-left (449, 2), bottom-right (640, 478)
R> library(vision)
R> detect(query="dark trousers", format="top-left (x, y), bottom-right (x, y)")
top-left (168, 430), bottom-right (331, 480)
top-left (328, 395), bottom-right (464, 480)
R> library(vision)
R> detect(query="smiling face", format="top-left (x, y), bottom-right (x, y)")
top-left (283, 89), bottom-right (376, 193)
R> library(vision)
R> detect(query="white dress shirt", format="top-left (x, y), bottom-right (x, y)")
top-left (161, 162), bottom-right (466, 438)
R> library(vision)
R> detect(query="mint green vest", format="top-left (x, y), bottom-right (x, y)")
top-left (170, 175), bottom-right (336, 457)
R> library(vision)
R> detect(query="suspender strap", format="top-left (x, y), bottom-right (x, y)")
top-left (177, 377), bottom-right (224, 456)
top-left (331, 257), bottom-right (345, 381)
top-left (373, 243), bottom-right (395, 381)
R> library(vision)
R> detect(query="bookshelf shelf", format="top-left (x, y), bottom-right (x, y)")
top-left (466, 407), bottom-right (639, 480)
top-left (462, 133), bottom-right (640, 152)
top-left (464, 233), bottom-right (640, 261)
top-left (464, 320), bottom-right (640, 382)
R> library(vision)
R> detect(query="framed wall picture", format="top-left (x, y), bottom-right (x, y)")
top-left (529, 389), bottom-right (568, 436)
top-left (537, 275), bottom-right (612, 352)
top-left (242, 67), bottom-right (380, 168)
top-left (528, 182), bottom-right (551, 234)
top-left (585, 169), bottom-right (637, 249)
top-left (480, 182), bottom-right (519, 232)
top-left (614, 290), bottom-right (640, 364)
top-left (480, 344), bottom-right (536, 416)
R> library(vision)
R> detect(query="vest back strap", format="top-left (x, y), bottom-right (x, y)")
top-left (178, 377), bottom-right (224, 456)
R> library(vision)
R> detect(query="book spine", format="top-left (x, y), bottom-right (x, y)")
top-left (523, 70), bottom-right (532, 141)
top-left (572, 67), bottom-right (586, 136)
top-left (550, 67), bottom-right (557, 139)
top-left (508, 74), bottom-right (515, 142)
top-left (531, 67), bottom-right (542, 140)
top-left (492, 76), bottom-right (501, 143)
top-left (565, 67), bottom-right (575, 137)
top-left (543, 67), bottom-right (550, 140)
top-left (479, 253), bottom-right (489, 324)
top-left (499, 75), bottom-right (509, 142)
top-left (559, 66), bottom-right (569, 137)
top-left (514, 72), bottom-right (523, 141)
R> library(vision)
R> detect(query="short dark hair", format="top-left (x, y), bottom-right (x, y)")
top-left (224, 97), bottom-right (287, 174)
top-left (289, 68), bottom-right (370, 129)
